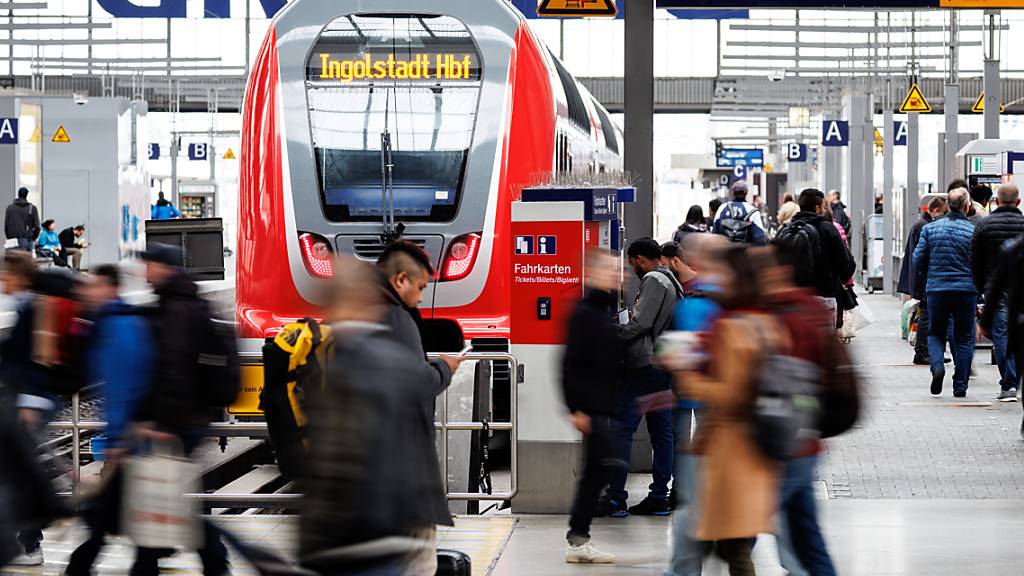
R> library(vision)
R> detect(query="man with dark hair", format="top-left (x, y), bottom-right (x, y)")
top-left (914, 188), bottom-right (977, 398)
top-left (968, 184), bottom-right (993, 224)
top-left (981, 234), bottom-right (1024, 436)
top-left (660, 242), bottom-right (696, 286)
top-left (4, 187), bottom-right (39, 253)
top-left (827, 190), bottom-right (851, 238)
top-left (712, 182), bottom-right (766, 245)
top-left (58, 225), bottom-right (90, 271)
top-left (376, 241), bottom-right (460, 380)
top-left (972, 184), bottom-right (1024, 400)
top-left (898, 197), bottom-right (949, 364)
top-left (775, 188), bottom-right (855, 321)
top-left (708, 198), bottom-right (723, 225)
top-left (598, 237), bottom-right (683, 518)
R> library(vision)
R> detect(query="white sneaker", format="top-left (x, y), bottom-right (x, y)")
top-left (8, 548), bottom-right (43, 566)
top-left (565, 542), bottom-right (615, 564)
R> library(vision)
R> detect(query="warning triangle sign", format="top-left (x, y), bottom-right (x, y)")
top-left (29, 127), bottom-right (40, 143)
top-left (51, 125), bottom-right (70, 143)
top-left (874, 128), bottom-right (883, 145)
top-left (972, 92), bottom-right (1005, 113)
top-left (223, 148), bottom-right (236, 159)
top-left (898, 83), bottom-right (932, 114)
top-left (537, 0), bottom-right (617, 18)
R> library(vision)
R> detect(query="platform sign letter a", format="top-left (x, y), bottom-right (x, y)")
top-left (0, 118), bottom-right (17, 144)
top-left (894, 121), bottom-right (909, 146)
top-left (822, 120), bottom-right (849, 147)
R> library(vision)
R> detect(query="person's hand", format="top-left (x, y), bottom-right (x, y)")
top-left (439, 354), bottom-right (464, 374)
top-left (570, 411), bottom-right (592, 435)
top-left (17, 408), bottom-right (41, 429)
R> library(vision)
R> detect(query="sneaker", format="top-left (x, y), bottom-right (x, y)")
top-left (565, 542), bottom-right (615, 564)
top-left (627, 496), bottom-right (672, 516)
top-left (931, 368), bottom-right (945, 397)
top-left (594, 497), bottom-right (628, 518)
top-left (953, 389), bottom-right (967, 398)
top-left (997, 388), bottom-right (1018, 402)
top-left (668, 489), bottom-right (678, 511)
top-left (9, 548), bottom-right (43, 566)
top-left (912, 354), bottom-right (931, 366)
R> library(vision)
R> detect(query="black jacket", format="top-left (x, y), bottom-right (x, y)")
top-left (789, 212), bottom-right (856, 299)
top-left (136, 271), bottom-right (212, 431)
top-left (58, 227), bottom-right (81, 249)
top-left (4, 198), bottom-right (39, 241)
top-left (562, 289), bottom-right (621, 416)
top-left (380, 283), bottom-right (452, 392)
top-left (832, 201), bottom-right (852, 237)
top-left (897, 213), bottom-right (933, 300)
top-left (300, 323), bottom-right (453, 567)
top-left (971, 206), bottom-right (1024, 294)
top-left (981, 234), bottom-right (1024, 354)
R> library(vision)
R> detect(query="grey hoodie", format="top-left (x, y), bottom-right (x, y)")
top-left (619, 266), bottom-right (684, 370)
top-left (4, 197), bottom-right (39, 240)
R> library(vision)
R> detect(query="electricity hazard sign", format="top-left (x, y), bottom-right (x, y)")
top-left (537, 0), bottom-right (617, 17)
top-left (899, 84), bottom-right (932, 114)
top-left (51, 125), bottom-right (71, 143)
top-left (972, 92), bottom-right (1005, 113)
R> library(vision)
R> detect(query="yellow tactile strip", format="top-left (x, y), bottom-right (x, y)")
top-left (4, 515), bottom-right (517, 576)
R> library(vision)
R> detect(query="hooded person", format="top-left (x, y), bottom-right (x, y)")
top-left (4, 187), bottom-right (39, 252)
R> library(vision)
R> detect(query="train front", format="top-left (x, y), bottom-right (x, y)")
top-left (237, 0), bottom-right (555, 346)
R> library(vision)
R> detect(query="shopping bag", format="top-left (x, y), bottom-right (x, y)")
top-left (852, 302), bottom-right (875, 330)
top-left (838, 310), bottom-right (857, 340)
top-left (121, 444), bottom-right (201, 549)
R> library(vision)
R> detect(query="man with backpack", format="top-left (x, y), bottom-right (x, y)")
top-left (775, 188), bottom-right (856, 323)
top-left (712, 181), bottom-right (766, 245)
top-left (133, 243), bottom-right (237, 575)
top-left (4, 187), bottom-right (39, 253)
top-left (598, 238), bottom-right (683, 518)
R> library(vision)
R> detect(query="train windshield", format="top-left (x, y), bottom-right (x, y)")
top-left (306, 14), bottom-right (482, 223)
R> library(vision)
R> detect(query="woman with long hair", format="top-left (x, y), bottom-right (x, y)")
top-left (673, 205), bottom-right (709, 244)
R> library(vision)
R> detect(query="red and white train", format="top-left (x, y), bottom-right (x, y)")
top-left (237, 0), bottom-right (623, 347)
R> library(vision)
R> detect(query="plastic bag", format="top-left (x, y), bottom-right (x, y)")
top-left (852, 302), bottom-right (875, 330)
top-left (121, 444), bottom-right (201, 549)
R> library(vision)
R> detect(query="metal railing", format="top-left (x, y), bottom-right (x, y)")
top-left (50, 351), bottom-right (519, 506)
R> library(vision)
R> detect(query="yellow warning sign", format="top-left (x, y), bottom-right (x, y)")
top-left (29, 127), bottom-right (40, 143)
top-left (537, 0), bottom-right (617, 18)
top-left (223, 148), bottom-right (236, 159)
top-left (51, 125), bottom-right (70, 143)
top-left (972, 92), bottom-right (1005, 113)
top-left (874, 128), bottom-right (884, 145)
top-left (898, 84), bottom-right (932, 114)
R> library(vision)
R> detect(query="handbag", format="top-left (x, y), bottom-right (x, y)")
top-left (121, 441), bottom-right (201, 549)
top-left (836, 284), bottom-right (858, 311)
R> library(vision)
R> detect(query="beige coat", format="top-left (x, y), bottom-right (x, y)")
top-left (681, 316), bottom-right (781, 541)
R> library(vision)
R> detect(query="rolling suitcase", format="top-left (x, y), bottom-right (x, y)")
top-left (435, 549), bottom-right (471, 576)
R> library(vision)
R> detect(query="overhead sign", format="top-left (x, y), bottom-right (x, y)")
top-left (873, 128), bottom-right (884, 146)
top-left (148, 143), bottom-right (160, 160)
top-left (821, 120), bottom-right (849, 147)
top-left (716, 148), bottom-right (764, 168)
top-left (188, 143), bottom-right (208, 160)
top-left (51, 125), bottom-right (71, 143)
top-left (899, 84), bottom-right (932, 113)
top-left (787, 143), bottom-right (808, 162)
top-left (223, 148), bottom-right (236, 159)
top-left (941, 0), bottom-right (1024, 6)
top-left (313, 53), bottom-right (478, 82)
top-left (972, 91), bottom-right (1005, 113)
top-left (512, 0), bottom-right (747, 18)
top-left (894, 121), bottom-right (908, 146)
top-left (732, 165), bottom-right (747, 181)
top-left (0, 118), bottom-right (17, 144)
top-left (659, 0), bottom-right (1020, 6)
top-left (968, 154), bottom-right (1000, 175)
top-left (537, 0), bottom-right (617, 17)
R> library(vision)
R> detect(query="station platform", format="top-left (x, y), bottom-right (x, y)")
top-left (15, 293), bottom-right (1024, 576)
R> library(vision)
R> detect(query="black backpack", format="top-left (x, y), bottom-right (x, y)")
top-left (774, 220), bottom-right (823, 289)
top-left (718, 202), bottom-right (761, 244)
top-left (197, 302), bottom-right (241, 410)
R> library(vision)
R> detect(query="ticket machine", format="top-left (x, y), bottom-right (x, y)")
top-left (510, 187), bottom-right (633, 513)
top-left (955, 139), bottom-right (1024, 191)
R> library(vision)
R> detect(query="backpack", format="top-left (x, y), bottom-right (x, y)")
top-left (260, 318), bottom-right (333, 480)
top-left (197, 301), bottom-right (241, 410)
top-left (774, 220), bottom-right (823, 289)
top-left (31, 271), bottom-right (88, 397)
top-left (750, 320), bottom-right (823, 462)
top-left (718, 202), bottom-right (762, 244)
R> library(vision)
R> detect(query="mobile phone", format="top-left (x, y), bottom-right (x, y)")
top-left (458, 344), bottom-right (473, 356)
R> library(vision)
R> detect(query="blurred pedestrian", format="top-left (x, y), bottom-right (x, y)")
top-left (914, 188), bottom-right (977, 398)
top-left (131, 244), bottom-right (232, 575)
top-left (58, 225), bottom-right (90, 271)
top-left (36, 220), bottom-right (67, 268)
top-left (968, 184), bottom-right (993, 224)
top-left (4, 187), bottom-right (39, 253)
top-left (661, 242), bottom-right (697, 287)
top-left (598, 238), bottom-right (682, 518)
top-left (777, 193), bottom-right (799, 227)
top-left (980, 233), bottom-right (1024, 436)
top-left (972, 184), bottom-right (1024, 401)
top-left (675, 245), bottom-right (780, 576)
top-left (712, 182), bottom-right (766, 245)
top-left (775, 189), bottom-right (855, 323)
top-left (562, 249), bottom-right (623, 564)
top-left (65, 264), bottom-right (156, 576)
top-left (898, 197), bottom-right (949, 365)
top-left (673, 205), bottom-right (708, 244)
top-left (151, 192), bottom-right (181, 220)
top-left (826, 190), bottom-right (851, 238)
top-left (300, 258), bottom-right (454, 576)
top-left (709, 198), bottom-right (723, 225)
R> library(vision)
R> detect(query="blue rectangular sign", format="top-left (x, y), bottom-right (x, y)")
top-left (716, 148), bottom-right (764, 168)
top-left (787, 143), bottom-right (808, 162)
top-left (894, 121), bottom-right (908, 146)
top-left (188, 143), bottom-right (208, 161)
top-left (657, 1), bottom-right (932, 6)
top-left (148, 143), bottom-right (160, 160)
top-left (821, 120), bottom-right (850, 147)
top-left (511, 0), bottom-right (748, 19)
top-left (0, 118), bottom-right (17, 145)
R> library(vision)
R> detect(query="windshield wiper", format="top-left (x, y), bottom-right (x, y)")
top-left (380, 91), bottom-right (404, 245)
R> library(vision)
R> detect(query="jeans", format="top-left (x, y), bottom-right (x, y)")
top-left (927, 292), bottom-right (977, 393)
top-left (915, 297), bottom-right (930, 358)
top-left (778, 455), bottom-right (837, 576)
top-left (991, 294), bottom-right (1021, 392)
top-left (606, 375), bottom-right (676, 502)
top-left (15, 238), bottom-right (33, 253)
top-left (567, 415), bottom-right (623, 541)
top-left (665, 414), bottom-right (702, 576)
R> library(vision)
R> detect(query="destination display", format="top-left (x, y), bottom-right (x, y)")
top-left (310, 52), bottom-right (480, 83)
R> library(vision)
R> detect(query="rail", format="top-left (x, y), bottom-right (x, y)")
top-left (50, 351), bottom-right (519, 505)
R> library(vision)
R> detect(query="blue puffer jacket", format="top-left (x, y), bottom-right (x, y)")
top-left (913, 211), bottom-right (976, 294)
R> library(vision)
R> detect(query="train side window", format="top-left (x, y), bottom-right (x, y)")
top-left (549, 51), bottom-right (591, 136)
top-left (592, 98), bottom-right (619, 155)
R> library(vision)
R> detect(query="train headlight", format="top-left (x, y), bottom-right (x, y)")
top-left (298, 232), bottom-right (334, 279)
top-left (441, 233), bottom-right (481, 282)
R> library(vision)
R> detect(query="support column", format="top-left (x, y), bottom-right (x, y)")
top-left (942, 84), bottom-right (961, 185)
top-left (844, 93), bottom-right (871, 284)
top-left (883, 109), bottom-right (895, 293)
top-left (906, 112), bottom-right (919, 243)
top-left (624, 0), bottom-right (654, 241)
top-left (984, 10), bottom-right (1001, 139)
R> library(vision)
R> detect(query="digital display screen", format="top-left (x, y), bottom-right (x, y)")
top-left (307, 50), bottom-right (480, 83)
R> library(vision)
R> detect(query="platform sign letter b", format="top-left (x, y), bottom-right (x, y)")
top-left (188, 143), bottom-right (208, 160)
top-left (0, 118), bottom-right (18, 145)
top-left (787, 143), bottom-right (807, 162)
